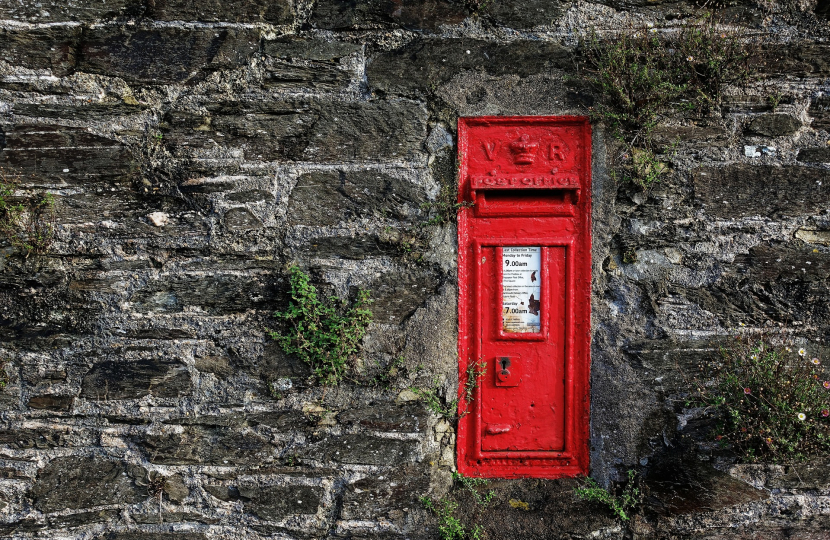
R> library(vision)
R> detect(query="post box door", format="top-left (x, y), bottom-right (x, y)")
top-left (456, 116), bottom-right (591, 479)
top-left (479, 245), bottom-right (566, 452)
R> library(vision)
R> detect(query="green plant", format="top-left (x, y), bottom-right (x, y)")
top-left (696, 337), bottom-right (830, 462)
top-left (412, 380), bottom-right (459, 420)
top-left (421, 495), bottom-right (486, 540)
top-left (574, 469), bottom-right (641, 522)
top-left (270, 266), bottom-right (373, 386)
top-left (0, 173), bottom-right (56, 257)
top-left (413, 361), bottom-right (487, 421)
top-left (579, 16), bottom-right (752, 187)
top-left (369, 355), bottom-right (405, 388)
top-left (453, 472), bottom-right (494, 506)
top-left (421, 184), bottom-right (474, 227)
top-left (0, 360), bottom-right (9, 390)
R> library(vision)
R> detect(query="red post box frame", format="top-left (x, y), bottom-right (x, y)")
top-left (457, 116), bottom-right (592, 479)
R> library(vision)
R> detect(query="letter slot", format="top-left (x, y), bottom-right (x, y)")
top-left (457, 116), bottom-right (592, 479)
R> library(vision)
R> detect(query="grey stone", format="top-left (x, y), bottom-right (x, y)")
top-left (223, 208), bottom-right (263, 230)
top-left (645, 459), bottom-right (768, 515)
top-left (0, 125), bottom-right (131, 186)
top-left (303, 434), bottom-right (418, 465)
top-left (262, 38), bottom-right (361, 90)
top-left (27, 394), bottom-right (74, 410)
top-left (78, 26), bottom-right (260, 84)
top-left (367, 38), bottom-right (571, 96)
top-left (311, 0), bottom-right (467, 31)
top-left (287, 170), bottom-right (426, 226)
top-left (97, 534), bottom-right (208, 540)
top-left (693, 164), bottom-right (830, 218)
top-left (146, 0), bottom-right (293, 23)
top-left (239, 484), bottom-right (323, 520)
top-left (810, 96), bottom-right (830, 131)
top-left (759, 42), bottom-right (830, 77)
top-left (746, 113), bottom-right (801, 137)
top-left (162, 100), bottom-right (427, 162)
top-left (194, 355), bottom-right (232, 378)
top-left (0, 427), bottom-right (71, 449)
top-left (0, 0), bottom-right (143, 22)
top-left (295, 233), bottom-right (403, 259)
top-left (479, 0), bottom-right (566, 28)
top-left (341, 464), bottom-right (430, 520)
top-left (363, 268), bottom-right (442, 325)
top-left (129, 272), bottom-right (275, 314)
top-left (650, 124), bottom-right (729, 147)
top-left (31, 456), bottom-right (148, 513)
top-left (47, 509), bottom-right (120, 529)
top-left (338, 402), bottom-right (428, 432)
top-left (0, 26), bottom-right (82, 76)
top-left (81, 359), bottom-right (191, 400)
top-left (797, 147), bottom-right (830, 162)
top-left (136, 425), bottom-right (277, 466)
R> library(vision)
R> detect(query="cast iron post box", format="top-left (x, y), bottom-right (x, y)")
top-left (457, 116), bottom-right (591, 478)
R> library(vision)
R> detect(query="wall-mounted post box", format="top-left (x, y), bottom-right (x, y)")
top-left (457, 116), bottom-right (591, 479)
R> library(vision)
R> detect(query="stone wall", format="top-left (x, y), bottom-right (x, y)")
top-left (1, 0), bottom-right (830, 539)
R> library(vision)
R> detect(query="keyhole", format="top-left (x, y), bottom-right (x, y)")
top-left (500, 358), bottom-right (510, 372)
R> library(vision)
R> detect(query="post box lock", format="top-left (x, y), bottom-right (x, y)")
top-left (495, 356), bottom-right (520, 387)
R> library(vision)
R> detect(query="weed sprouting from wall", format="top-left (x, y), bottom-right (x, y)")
top-left (421, 472), bottom-right (492, 540)
top-left (411, 360), bottom-right (486, 420)
top-left (574, 470), bottom-right (642, 522)
top-left (695, 337), bottom-right (830, 462)
top-left (579, 15), bottom-right (753, 187)
top-left (270, 266), bottom-right (373, 386)
top-left (0, 172), bottom-right (56, 257)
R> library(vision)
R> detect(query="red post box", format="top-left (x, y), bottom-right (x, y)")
top-left (457, 116), bottom-right (591, 479)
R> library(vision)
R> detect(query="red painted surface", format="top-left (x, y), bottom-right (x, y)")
top-left (457, 116), bottom-right (592, 479)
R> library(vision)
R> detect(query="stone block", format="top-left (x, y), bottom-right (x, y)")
top-left (338, 402), bottom-right (428, 432)
top-left (293, 233), bottom-right (403, 259)
top-left (693, 164), bottom-right (830, 218)
top-left (797, 147), bottom-right (830, 162)
top-left (0, 0), bottom-right (143, 22)
top-left (47, 509), bottom-right (120, 529)
top-left (0, 427), bottom-right (71, 449)
top-left (650, 124), bottom-right (729, 147)
top-left (287, 170), bottom-right (425, 226)
top-left (645, 459), bottom-right (767, 516)
top-left (479, 0), bottom-right (566, 28)
top-left (341, 464), bottom-right (430, 520)
top-left (303, 434), bottom-right (418, 465)
top-left (362, 268), bottom-right (441, 324)
top-left (0, 125), bottom-right (131, 186)
top-left (809, 96), bottom-right (830, 131)
top-left (758, 42), bottom-right (830, 77)
top-left (746, 113), bottom-right (801, 137)
top-left (27, 395), bottom-right (74, 410)
top-left (311, 0), bottom-right (467, 31)
top-left (81, 359), bottom-right (192, 400)
top-left (262, 38), bottom-right (361, 90)
top-left (31, 456), bottom-right (148, 513)
top-left (78, 26), bottom-right (260, 84)
top-left (162, 100), bottom-right (426, 162)
top-left (136, 424), bottom-right (277, 466)
top-left (239, 484), bottom-right (324, 520)
top-left (97, 534), bottom-right (208, 540)
top-left (0, 26), bottom-right (82, 76)
top-left (128, 272), bottom-right (275, 314)
top-left (367, 38), bottom-right (570, 96)
top-left (146, 0), bottom-right (293, 23)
